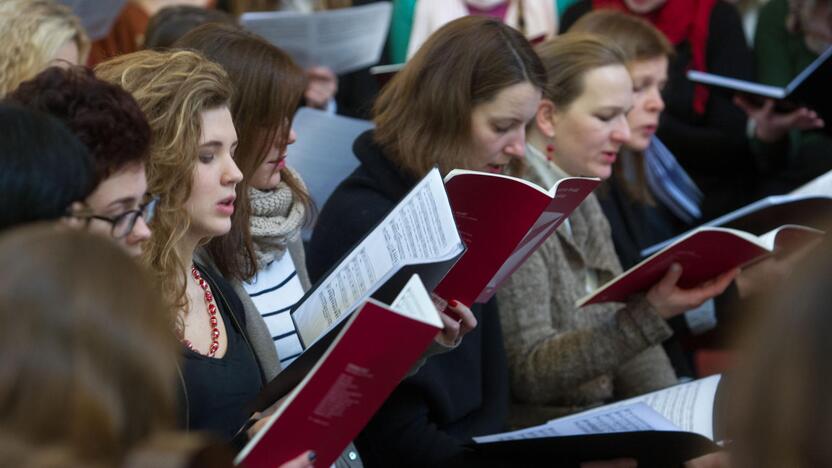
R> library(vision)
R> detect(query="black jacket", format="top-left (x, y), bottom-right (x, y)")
top-left (178, 263), bottom-right (265, 446)
top-left (308, 131), bottom-right (510, 467)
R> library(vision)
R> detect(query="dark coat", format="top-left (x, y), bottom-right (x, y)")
top-left (307, 130), bottom-right (509, 467)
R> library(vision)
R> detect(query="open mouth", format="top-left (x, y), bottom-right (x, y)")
top-left (217, 195), bottom-right (236, 214)
top-left (485, 163), bottom-right (506, 174)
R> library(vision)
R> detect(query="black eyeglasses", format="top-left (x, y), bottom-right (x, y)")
top-left (72, 195), bottom-right (159, 239)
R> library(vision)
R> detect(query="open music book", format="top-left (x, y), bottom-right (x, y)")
top-left (436, 169), bottom-right (599, 306)
top-left (687, 45), bottom-right (832, 133)
top-left (641, 193), bottom-right (832, 258)
top-left (237, 275), bottom-right (442, 468)
top-left (581, 224), bottom-right (822, 307)
top-left (473, 375), bottom-right (724, 466)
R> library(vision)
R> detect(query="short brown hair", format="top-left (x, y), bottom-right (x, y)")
top-left (176, 23), bottom-right (312, 281)
top-left (569, 10), bottom-right (674, 64)
top-left (373, 16), bottom-right (547, 178)
top-left (535, 33), bottom-right (628, 111)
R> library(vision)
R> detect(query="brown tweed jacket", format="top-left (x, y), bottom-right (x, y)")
top-left (497, 157), bottom-right (678, 429)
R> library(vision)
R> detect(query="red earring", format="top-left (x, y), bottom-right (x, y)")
top-left (545, 143), bottom-right (555, 160)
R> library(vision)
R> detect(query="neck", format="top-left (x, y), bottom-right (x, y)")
top-left (175, 232), bottom-right (202, 273)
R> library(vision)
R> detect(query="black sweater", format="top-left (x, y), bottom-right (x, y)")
top-left (178, 263), bottom-right (265, 444)
top-left (562, 0), bottom-right (757, 220)
top-left (307, 131), bottom-right (509, 467)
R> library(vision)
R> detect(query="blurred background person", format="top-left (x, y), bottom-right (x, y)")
top-left (143, 4), bottom-right (237, 48)
top-left (88, 0), bottom-right (214, 64)
top-left (0, 0), bottom-right (89, 95)
top-left (737, 0), bottom-right (831, 195)
top-left (406, 0), bottom-right (557, 59)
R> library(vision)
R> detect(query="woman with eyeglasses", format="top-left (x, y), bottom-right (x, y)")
top-left (95, 49), bottom-right (315, 466)
top-left (8, 65), bottom-right (154, 256)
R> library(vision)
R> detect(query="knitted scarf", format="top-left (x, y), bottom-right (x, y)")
top-left (248, 169), bottom-right (307, 269)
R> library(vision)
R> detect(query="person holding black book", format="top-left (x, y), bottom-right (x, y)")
top-left (735, 0), bottom-right (832, 195)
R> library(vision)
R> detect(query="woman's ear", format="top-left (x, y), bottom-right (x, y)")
top-left (61, 201), bottom-right (87, 230)
top-left (535, 99), bottom-right (557, 139)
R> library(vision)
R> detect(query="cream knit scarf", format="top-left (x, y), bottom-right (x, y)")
top-left (248, 169), bottom-right (306, 269)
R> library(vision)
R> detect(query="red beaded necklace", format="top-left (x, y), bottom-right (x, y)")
top-left (182, 266), bottom-right (221, 357)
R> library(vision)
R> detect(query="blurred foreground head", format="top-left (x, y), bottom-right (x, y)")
top-left (730, 234), bottom-right (832, 468)
top-left (0, 225), bottom-right (180, 466)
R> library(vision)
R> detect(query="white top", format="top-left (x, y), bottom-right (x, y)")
top-left (407, 0), bottom-right (557, 59)
top-left (244, 252), bottom-right (306, 366)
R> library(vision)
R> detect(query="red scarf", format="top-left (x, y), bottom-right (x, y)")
top-left (591, 0), bottom-right (717, 115)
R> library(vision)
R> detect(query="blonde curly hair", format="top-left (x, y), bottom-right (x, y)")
top-left (0, 0), bottom-right (90, 96)
top-left (95, 49), bottom-right (233, 315)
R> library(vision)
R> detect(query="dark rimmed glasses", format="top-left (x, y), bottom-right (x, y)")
top-left (71, 195), bottom-right (159, 239)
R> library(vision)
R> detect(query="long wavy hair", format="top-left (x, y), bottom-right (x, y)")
top-left (0, 0), bottom-right (90, 96)
top-left (176, 23), bottom-right (312, 282)
top-left (95, 49), bottom-right (233, 312)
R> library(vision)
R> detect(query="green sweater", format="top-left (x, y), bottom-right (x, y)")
top-left (752, 0), bottom-right (832, 192)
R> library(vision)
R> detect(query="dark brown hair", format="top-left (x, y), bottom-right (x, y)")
top-left (144, 5), bottom-right (238, 50)
top-left (373, 15), bottom-right (547, 178)
top-left (0, 225), bottom-right (178, 465)
top-left (8, 65), bottom-right (151, 185)
top-left (175, 23), bottom-right (311, 281)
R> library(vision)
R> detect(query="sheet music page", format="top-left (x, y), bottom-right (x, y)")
top-left (474, 403), bottom-right (678, 443)
top-left (568, 375), bottom-right (721, 439)
top-left (240, 3), bottom-right (392, 74)
top-left (293, 168), bottom-right (461, 346)
top-left (389, 275), bottom-right (442, 327)
top-left (57, 0), bottom-right (128, 40)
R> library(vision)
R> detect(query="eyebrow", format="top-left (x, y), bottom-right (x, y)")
top-left (106, 196), bottom-right (138, 211)
top-left (489, 116), bottom-right (524, 124)
top-left (199, 141), bottom-right (223, 149)
top-left (597, 105), bottom-right (632, 113)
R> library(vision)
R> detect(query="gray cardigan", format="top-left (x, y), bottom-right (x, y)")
top-left (496, 152), bottom-right (678, 429)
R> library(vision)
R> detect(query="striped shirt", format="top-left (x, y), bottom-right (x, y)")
top-left (243, 253), bottom-right (306, 367)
